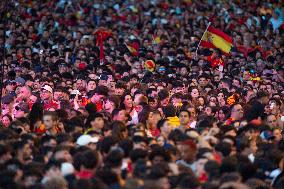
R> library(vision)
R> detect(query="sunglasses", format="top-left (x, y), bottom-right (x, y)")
top-left (14, 106), bottom-right (21, 111)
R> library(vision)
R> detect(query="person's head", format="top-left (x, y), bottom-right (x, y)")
top-left (157, 119), bottom-right (172, 137)
top-left (198, 75), bottom-right (209, 87)
top-left (120, 93), bottom-right (133, 110)
top-left (104, 96), bottom-right (119, 114)
top-left (1, 114), bottom-right (12, 128)
top-left (43, 111), bottom-right (59, 130)
top-left (218, 106), bottom-right (230, 121)
top-left (111, 121), bottom-right (128, 141)
top-left (273, 128), bottom-right (282, 142)
top-left (53, 145), bottom-right (72, 162)
top-left (12, 102), bottom-right (30, 119)
top-left (88, 113), bottom-right (105, 131)
top-left (158, 89), bottom-right (170, 107)
top-left (147, 110), bottom-right (162, 128)
top-left (132, 136), bottom-right (148, 150)
top-left (266, 114), bottom-right (278, 128)
top-left (256, 91), bottom-right (270, 105)
top-left (18, 86), bottom-right (32, 101)
top-left (179, 110), bottom-right (190, 127)
top-left (41, 135), bottom-right (57, 147)
top-left (179, 139), bottom-right (197, 163)
top-left (190, 87), bottom-right (199, 99)
top-left (40, 85), bottom-right (53, 101)
top-left (112, 108), bottom-right (128, 124)
top-left (14, 140), bottom-right (32, 161)
top-left (87, 79), bottom-right (97, 92)
top-left (219, 78), bottom-right (231, 90)
top-left (230, 103), bottom-right (244, 120)
top-left (0, 144), bottom-right (12, 164)
top-left (90, 86), bottom-right (108, 103)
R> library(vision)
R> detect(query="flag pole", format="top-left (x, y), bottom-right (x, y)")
top-left (195, 22), bottom-right (211, 57)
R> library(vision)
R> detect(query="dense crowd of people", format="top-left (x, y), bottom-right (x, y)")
top-left (0, 0), bottom-right (284, 188)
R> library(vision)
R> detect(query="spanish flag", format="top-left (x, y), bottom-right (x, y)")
top-left (125, 42), bottom-right (139, 56)
top-left (200, 26), bottom-right (233, 54)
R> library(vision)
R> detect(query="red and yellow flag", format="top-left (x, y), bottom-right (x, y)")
top-left (201, 26), bottom-right (233, 54)
top-left (125, 42), bottom-right (139, 56)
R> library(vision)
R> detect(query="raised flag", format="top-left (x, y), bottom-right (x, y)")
top-left (125, 42), bottom-right (139, 56)
top-left (200, 26), bottom-right (233, 54)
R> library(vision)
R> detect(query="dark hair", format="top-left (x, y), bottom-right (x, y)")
top-left (162, 105), bottom-right (176, 117)
top-left (29, 102), bottom-right (44, 131)
top-left (157, 119), bottom-right (168, 130)
top-left (111, 121), bottom-right (127, 141)
top-left (97, 136), bottom-right (118, 155)
top-left (73, 150), bottom-right (98, 170)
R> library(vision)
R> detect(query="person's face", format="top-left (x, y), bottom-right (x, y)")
top-left (157, 136), bottom-right (165, 146)
top-left (104, 100), bottom-right (115, 113)
top-left (22, 144), bottom-right (32, 159)
top-left (267, 115), bottom-right (278, 127)
top-left (12, 103), bottom-right (25, 119)
top-left (161, 97), bottom-right (170, 107)
top-left (18, 87), bottom-right (31, 100)
top-left (273, 129), bottom-right (282, 142)
top-left (29, 95), bottom-right (37, 104)
top-left (88, 74), bottom-right (96, 80)
top-left (191, 89), bottom-right (199, 98)
top-left (124, 95), bottom-right (133, 108)
top-left (54, 150), bottom-right (72, 162)
top-left (266, 85), bottom-right (273, 93)
top-left (161, 121), bottom-right (172, 135)
top-left (91, 94), bottom-right (105, 103)
top-left (115, 110), bottom-right (128, 123)
top-left (233, 79), bottom-right (240, 87)
top-left (2, 116), bottom-right (11, 127)
top-left (180, 144), bottom-right (197, 163)
top-left (87, 81), bottom-right (96, 91)
top-left (231, 104), bottom-right (244, 120)
top-left (91, 117), bottom-right (104, 129)
top-left (149, 99), bottom-right (158, 109)
top-left (1, 104), bottom-right (11, 116)
top-left (196, 158), bottom-right (208, 176)
top-left (198, 77), bottom-right (207, 87)
top-left (115, 88), bottom-right (125, 96)
top-left (99, 79), bottom-right (108, 86)
top-left (53, 91), bottom-right (63, 101)
top-left (179, 111), bottom-right (190, 126)
top-left (151, 113), bottom-right (162, 127)
top-left (217, 93), bottom-right (225, 102)
top-left (205, 107), bottom-right (212, 116)
top-left (40, 89), bottom-right (52, 101)
top-left (180, 67), bottom-right (188, 76)
top-left (198, 97), bottom-right (205, 106)
top-left (158, 177), bottom-right (170, 189)
top-left (218, 110), bottom-right (226, 121)
top-left (43, 115), bottom-right (56, 130)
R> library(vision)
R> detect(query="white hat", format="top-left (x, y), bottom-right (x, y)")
top-left (70, 89), bottom-right (81, 95)
top-left (61, 162), bottom-right (75, 176)
top-left (41, 85), bottom-right (53, 93)
top-left (76, 135), bottom-right (99, 146)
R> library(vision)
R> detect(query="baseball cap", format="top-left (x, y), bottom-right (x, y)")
top-left (260, 131), bottom-right (275, 140)
top-left (11, 77), bottom-right (25, 86)
top-left (1, 95), bottom-right (14, 104)
top-left (41, 85), bottom-right (53, 93)
top-left (76, 135), bottom-right (99, 146)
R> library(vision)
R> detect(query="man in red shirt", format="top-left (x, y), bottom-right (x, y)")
top-left (40, 85), bottom-right (59, 111)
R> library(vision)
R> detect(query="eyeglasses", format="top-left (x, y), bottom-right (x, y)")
top-left (268, 120), bottom-right (277, 123)
top-left (14, 106), bottom-right (21, 111)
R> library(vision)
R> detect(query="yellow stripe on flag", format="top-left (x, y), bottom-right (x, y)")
top-left (203, 31), bottom-right (232, 54)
